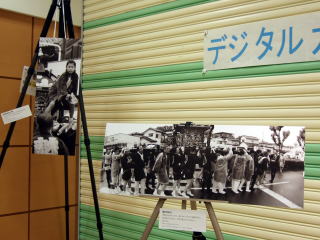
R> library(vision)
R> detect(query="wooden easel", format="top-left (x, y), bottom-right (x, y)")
top-left (141, 198), bottom-right (224, 240)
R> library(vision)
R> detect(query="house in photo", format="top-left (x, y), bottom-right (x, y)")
top-left (259, 140), bottom-right (276, 151)
top-left (141, 128), bottom-right (164, 145)
top-left (282, 145), bottom-right (295, 153)
top-left (105, 133), bottom-right (158, 150)
top-left (105, 133), bottom-right (141, 150)
top-left (140, 136), bottom-right (158, 146)
top-left (211, 132), bottom-right (237, 148)
top-left (238, 135), bottom-right (260, 149)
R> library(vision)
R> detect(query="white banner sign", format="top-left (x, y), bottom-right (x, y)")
top-left (204, 12), bottom-right (320, 71)
top-left (159, 209), bottom-right (206, 232)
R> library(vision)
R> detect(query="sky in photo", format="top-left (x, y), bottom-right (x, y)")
top-left (105, 123), bottom-right (304, 147)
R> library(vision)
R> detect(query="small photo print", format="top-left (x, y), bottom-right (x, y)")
top-left (100, 122), bottom-right (305, 209)
top-left (32, 38), bottom-right (82, 156)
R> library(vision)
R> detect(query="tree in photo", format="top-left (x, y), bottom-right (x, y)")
top-left (270, 126), bottom-right (290, 152)
top-left (297, 128), bottom-right (305, 151)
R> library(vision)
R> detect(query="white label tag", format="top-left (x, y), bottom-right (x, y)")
top-left (20, 66), bottom-right (36, 96)
top-left (159, 209), bottom-right (206, 232)
top-left (1, 105), bottom-right (32, 125)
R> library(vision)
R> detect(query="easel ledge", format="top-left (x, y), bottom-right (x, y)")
top-left (141, 198), bottom-right (224, 240)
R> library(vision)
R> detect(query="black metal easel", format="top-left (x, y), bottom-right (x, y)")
top-left (0, 0), bottom-right (104, 239)
top-left (59, 138), bottom-right (71, 240)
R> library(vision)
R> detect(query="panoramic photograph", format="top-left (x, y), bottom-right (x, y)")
top-left (100, 122), bottom-right (305, 209)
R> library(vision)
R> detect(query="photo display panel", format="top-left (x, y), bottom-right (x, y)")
top-left (100, 123), bottom-right (305, 209)
top-left (32, 38), bottom-right (82, 156)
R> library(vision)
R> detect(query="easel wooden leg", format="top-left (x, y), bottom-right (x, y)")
top-left (141, 200), bottom-right (223, 240)
top-left (190, 200), bottom-right (197, 210)
top-left (141, 198), bottom-right (166, 240)
top-left (204, 202), bottom-right (224, 240)
top-left (182, 200), bottom-right (187, 209)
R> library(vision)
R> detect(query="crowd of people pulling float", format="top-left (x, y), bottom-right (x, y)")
top-left (101, 124), bottom-right (286, 198)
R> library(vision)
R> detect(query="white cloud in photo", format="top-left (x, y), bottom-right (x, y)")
top-left (105, 123), bottom-right (170, 136)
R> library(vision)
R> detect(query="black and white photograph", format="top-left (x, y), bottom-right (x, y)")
top-left (32, 38), bottom-right (82, 155)
top-left (100, 122), bottom-right (305, 209)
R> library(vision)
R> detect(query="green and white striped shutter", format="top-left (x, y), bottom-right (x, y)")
top-left (80, 1), bottom-right (320, 239)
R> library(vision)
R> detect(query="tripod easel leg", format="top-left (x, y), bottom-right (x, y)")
top-left (0, 0), bottom-right (57, 168)
top-left (79, 88), bottom-right (104, 240)
top-left (204, 202), bottom-right (224, 240)
top-left (141, 198), bottom-right (166, 240)
top-left (59, 139), bottom-right (70, 240)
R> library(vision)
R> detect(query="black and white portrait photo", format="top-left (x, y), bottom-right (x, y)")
top-left (100, 122), bottom-right (305, 209)
top-left (32, 38), bottom-right (82, 156)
